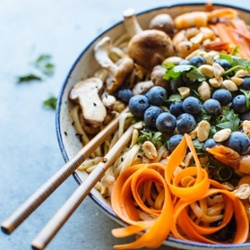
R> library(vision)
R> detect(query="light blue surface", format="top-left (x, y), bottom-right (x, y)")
top-left (0, 0), bottom-right (249, 249)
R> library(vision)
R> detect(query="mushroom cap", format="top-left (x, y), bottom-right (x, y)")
top-left (69, 77), bottom-right (107, 125)
top-left (148, 13), bottom-right (175, 35)
top-left (127, 29), bottom-right (175, 70)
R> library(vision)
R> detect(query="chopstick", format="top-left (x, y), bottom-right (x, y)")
top-left (31, 124), bottom-right (134, 250)
top-left (1, 107), bottom-right (129, 234)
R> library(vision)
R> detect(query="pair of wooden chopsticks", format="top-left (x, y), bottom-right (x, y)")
top-left (1, 107), bottom-right (133, 249)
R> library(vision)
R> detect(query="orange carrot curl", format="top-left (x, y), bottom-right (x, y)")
top-left (111, 134), bottom-right (249, 249)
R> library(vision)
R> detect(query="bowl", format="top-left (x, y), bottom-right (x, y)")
top-left (56, 2), bottom-right (250, 249)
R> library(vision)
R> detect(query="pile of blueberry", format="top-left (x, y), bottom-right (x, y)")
top-left (116, 55), bottom-right (250, 154)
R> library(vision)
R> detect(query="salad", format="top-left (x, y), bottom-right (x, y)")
top-left (68, 3), bottom-right (250, 249)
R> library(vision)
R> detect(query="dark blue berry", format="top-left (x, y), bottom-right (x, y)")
top-left (144, 106), bottom-right (163, 129)
top-left (189, 55), bottom-right (206, 67)
top-left (224, 131), bottom-right (250, 155)
top-left (204, 138), bottom-right (216, 151)
top-left (168, 134), bottom-right (183, 152)
top-left (240, 110), bottom-right (250, 121)
top-left (156, 112), bottom-right (176, 133)
top-left (176, 113), bottom-right (196, 134)
top-left (241, 77), bottom-right (250, 90)
top-left (146, 86), bottom-right (167, 106)
top-left (215, 59), bottom-right (231, 71)
top-left (203, 99), bottom-right (221, 115)
top-left (232, 95), bottom-right (248, 114)
top-left (182, 96), bottom-right (201, 115)
top-left (170, 78), bottom-right (183, 94)
top-left (129, 95), bottom-right (149, 119)
top-left (116, 88), bottom-right (133, 103)
top-left (212, 89), bottom-right (232, 106)
top-left (169, 101), bottom-right (184, 117)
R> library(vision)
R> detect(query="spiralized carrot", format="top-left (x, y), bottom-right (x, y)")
top-left (209, 20), bottom-right (250, 58)
top-left (111, 134), bottom-right (249, 249)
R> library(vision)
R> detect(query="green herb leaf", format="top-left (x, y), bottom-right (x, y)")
top-left (163, 64), bottom-right (194, 80)
top-left (186, 68), bottom-right (206, 82)
top-left (33, 54), bottom-right (55, 77)
top-left (192, 139), bottom-right (204, 152)
top-left (43, 96), bottom-right (57, 110)
top-left (17, 73), bottom-right (43, 83)
top-left (240, 89), bottom-right (250, 110)
top-left (220, 54), bottom-right (250, 75)
top-left (216, 107), bottom-right (240, 131)
top-left (137, 130), bottom-right (163, 148)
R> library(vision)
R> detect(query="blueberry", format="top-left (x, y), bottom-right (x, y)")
top-left (204, 138), bottom-right (216, 150)
top-left (203, 99), bottom-right (221, 115)
top-left (176, 113), bottom-right (196, 134)
top-left (168, 134), bottom-right (183, 152)
top-left (129, 95), bottom-right (149, 119)
top-left (232, 95), bottom-right (248, 114)
top-left (240, 110), bottom-right (250, 121)
top-left (182, 96), bottom-right (201, 115)
top-left (224, 131), bottom-right (250, 155)
top-left (145, 86), bottom-right (167, 106)
top-left (212, 89), bottom-right (232, 106)
top-left (116, 88), bottom-right (133, 103)
top-left (178, 59), bottom-right (190, 65)
top-left (169, 101), bottom-right (184, 117)
top-left (215, 59), bottom-right (231, 71)
top-left (170, 78), bottom-right (183, 94)
top-left (182, 73), bottom-right (196, 86)
top-left (241, 77), bottom-right (250, 90)
top-left (189, 55), bottom-right (206, 67)
top-left (156, 112), bottom-right (176, 133)
top-left (144, 106), bottom-right (163, 129)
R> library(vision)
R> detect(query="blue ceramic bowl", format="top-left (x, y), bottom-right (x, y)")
top-left (56, 3), bottom-right (250, 249)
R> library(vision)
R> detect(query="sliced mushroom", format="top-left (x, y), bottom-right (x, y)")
top-left (69, 77), bottom-right (107, 126)
top-left (94, 36), bottom-right (134, 93)
top-left (127, 29), bottom-right (175, 70)
top-left (148, 13), bottom-right (175, 36)
top-left (123, 8), bottom-right (142, 37)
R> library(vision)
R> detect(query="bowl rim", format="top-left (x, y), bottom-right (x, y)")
top-left (55, 2), bottom-right (250, 249)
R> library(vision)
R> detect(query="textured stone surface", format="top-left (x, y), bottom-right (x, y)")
top-left (0, 0), bottom-right (248, 249)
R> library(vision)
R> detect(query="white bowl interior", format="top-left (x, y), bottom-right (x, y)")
top-left (56, 3), bottom-right (250, 249)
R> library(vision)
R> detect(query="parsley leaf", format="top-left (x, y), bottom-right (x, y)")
top-left (163, 64), bottom-right (194, 80)
top-left (163, 63), bottom-right (205, 82)
top-left (43, 96), bottom-right (57, 110)
top-left (17, 73), bottom-right (43, 83)
top-left (220, 54), bottom-right (250, 76)
top-left (137, 130), bottom-right (163, 148)
top-left (216, 107), bottom-right (240, 131)
top-left (186, 68), bottom-right (206, 82)
top-left (34, 54), bottom-right (55, 77)
top-left (17, 53), bottom-right (55, 83)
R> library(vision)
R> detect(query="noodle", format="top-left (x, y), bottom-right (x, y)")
top-left (68, 3), bottom-right (250, 246)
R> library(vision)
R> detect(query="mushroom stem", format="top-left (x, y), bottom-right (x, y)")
top-left (94, 37), bottom-right (134, 93)
top-left (123, 8), bottom-right (142, 37)
top-left (94, 37), bottom-right (118, 74)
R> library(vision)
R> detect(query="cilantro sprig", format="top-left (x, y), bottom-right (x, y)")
top-left (219, 53), bottom-right (250, 77)
top-left (163, 63), bottom-right (206, 82)
top-left (215, 107), bottom-right (240, 131)
top-left (137, 130), bottom-right (163, 149)
top-left (43, 96), bottom-right (57, 110)
top-left (17, 53), bottom-right (55, 83)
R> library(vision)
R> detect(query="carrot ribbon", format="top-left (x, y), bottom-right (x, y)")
top-left (111, 134), bottom-right (249, 249)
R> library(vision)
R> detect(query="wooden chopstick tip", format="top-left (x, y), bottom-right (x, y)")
top-left (1, 220), bottom-right (14, 235)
